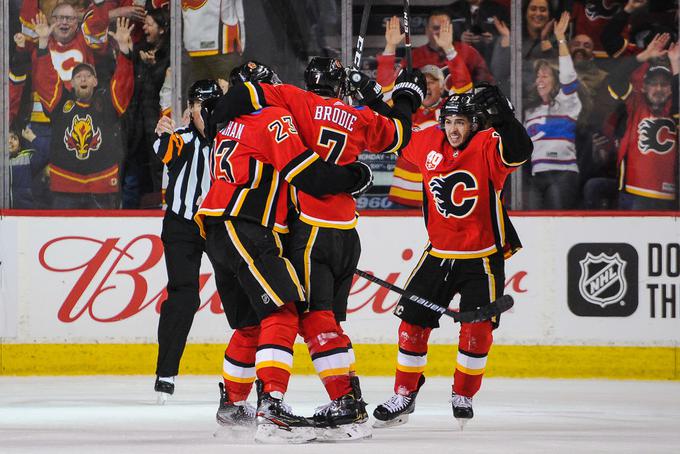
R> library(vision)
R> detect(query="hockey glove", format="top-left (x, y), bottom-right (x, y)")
top-left (347, 69), bottom-right (383, 105)
top-left (392, 69), bottom-right (426, 113)
top-left (346, 161), bottom-right (373, 198)
top-left (472, 82), bottom-right (515, 123)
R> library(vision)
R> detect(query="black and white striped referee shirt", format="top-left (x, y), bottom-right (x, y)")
top-left (153, 124), bottom-right (211, 220)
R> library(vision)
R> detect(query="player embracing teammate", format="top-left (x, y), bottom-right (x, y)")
top-left (210, 58), bottom-right (425, 441)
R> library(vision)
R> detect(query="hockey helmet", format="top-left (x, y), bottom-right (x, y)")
top-left (230, 60), bottom-right (282, 86)
top-left (187, 79), bottom-right (223, 137)
top-left (188, 79), bottom-right (223, 106)
top-left (304, 57), bottom-right (346, 98)
top-left (439, 93), bottom-right (482, 132)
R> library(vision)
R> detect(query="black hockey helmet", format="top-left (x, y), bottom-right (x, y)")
top-left (230, 60), bottom-right (281, 86)
top-left (304, 57), bottom-right (346, 98)
top-left (187, 79), bottom-right (223, 105)
top-left (439, 93), bottom-right (482, 132)
top-left (187, 79), bottom-right (223, 137)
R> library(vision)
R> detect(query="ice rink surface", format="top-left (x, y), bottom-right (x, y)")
top-left (1, 375), bottom-right (679, 454)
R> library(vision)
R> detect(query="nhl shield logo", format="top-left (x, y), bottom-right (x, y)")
top-left (567, 243), bottom-right (638, 317)
top-left (578, 252), bottom-right (627, 308)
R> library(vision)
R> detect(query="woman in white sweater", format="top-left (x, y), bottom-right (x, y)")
top-left (523, 11), bottom-right (582, 209)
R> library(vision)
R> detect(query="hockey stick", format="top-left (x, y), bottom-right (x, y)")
top-left (402, 0), bottom-right (412, 71)
top-left (352, 0), bottom-right (373, 70)
top-left (354, 269), bottom-right (514, 323)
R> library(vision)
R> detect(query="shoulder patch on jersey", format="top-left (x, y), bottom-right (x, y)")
top-left (63, 100), bottom-right (75, 113)
top-left (425, 150), bottom-right (444, 170)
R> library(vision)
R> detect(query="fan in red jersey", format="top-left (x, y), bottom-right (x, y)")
top-left (210, 58), bottom-right (424, 441)
top-left (372, 84), bottom-right (532, 430)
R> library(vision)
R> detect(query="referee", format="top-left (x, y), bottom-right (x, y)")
top-left (152, 80), bottom-right (223, 402)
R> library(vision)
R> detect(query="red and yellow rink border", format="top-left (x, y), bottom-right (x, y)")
top-left (2, 344), bottom-right (679, 380)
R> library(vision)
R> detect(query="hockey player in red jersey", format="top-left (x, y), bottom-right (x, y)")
top-left (195, 67), bottom-right (373, 443)
top-left (211, 58), bottom-right (425, 440)
top-left (372, 84), bottom-right (532, 429)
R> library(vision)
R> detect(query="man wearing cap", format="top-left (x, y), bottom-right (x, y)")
top-left (33, 17), bottom-right (134, 208)
top-left (606, 34), bottom-right (679, 210)
top-left (389, 64), bottom-right (447, 207)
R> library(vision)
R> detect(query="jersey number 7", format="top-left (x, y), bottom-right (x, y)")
top-left (317, 127), bottom-right (348, 164)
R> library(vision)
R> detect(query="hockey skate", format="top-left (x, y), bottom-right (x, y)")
top-left (451, 393), bottom-right (473, 430)
top-left (312, 388), bottom-right (372, 442)
top-left (254, 380), bottom-right (316, 444)
top-left (373, 375), bottom-right (425, 428)
top-left (215, 383), bottom-right (256, 428)
top-left (154, 377), bottom-right (174, 405)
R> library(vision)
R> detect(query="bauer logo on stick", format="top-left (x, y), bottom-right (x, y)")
top-left (567, 243), bottom-right (638, 317)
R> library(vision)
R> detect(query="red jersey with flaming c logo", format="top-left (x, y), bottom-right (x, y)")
top-left (196, 106), bottom-right (319, 236)
top-left (617, 91), bottom-right (677, 201)
top-left (252, 83), bottom-right (406, 229)
top-left (402, 127), bottom-right (521, 259)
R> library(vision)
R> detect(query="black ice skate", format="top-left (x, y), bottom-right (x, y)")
top-left (451, 393), bottom-right (474, 430)
top-left (373, 375), bottom-right (425, 428)
top-left (215, 382), bottom-right (256, 428)
top-left (154, 377), bottom-right (174, 405)
top-left (254, 380), bottom-right (316, 444)
top-left (313, 389), bottom-right (372, 441)
top-left (350, 375), bottom-right (368, 420)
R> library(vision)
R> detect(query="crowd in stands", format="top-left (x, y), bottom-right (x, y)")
top-left (8, 0), bottom-right (243, 210)
top-left (6, 0), bottom-right (679, 211)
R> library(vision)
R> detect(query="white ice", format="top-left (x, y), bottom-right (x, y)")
top-left (1, 375), bottom-right (679, 453)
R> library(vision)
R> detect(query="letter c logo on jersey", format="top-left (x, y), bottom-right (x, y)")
top-left (638, 118), bottom-right (677, 155)
top-left (428, 170), bottom-right (479, 219)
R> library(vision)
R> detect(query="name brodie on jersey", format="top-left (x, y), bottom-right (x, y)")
top-left (313, 105), bottom-right (358, 132)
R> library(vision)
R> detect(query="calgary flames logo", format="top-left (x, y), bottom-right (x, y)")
top-left (428, 170), bottom-right (478, 219)
top-left (638, 117), bottom-right (676, 155)
top-left (182, 0), bottom-right (208, 11)
top-left (585, 0), bottom-right (620, 21)
top-left (64, 114), bottom-right (102, 160)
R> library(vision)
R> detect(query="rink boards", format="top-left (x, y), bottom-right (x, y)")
top-left (1, 212), bottom-right (679, 378)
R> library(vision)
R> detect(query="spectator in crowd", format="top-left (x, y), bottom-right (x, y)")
top-left (388, 65), bottom-right (446, 208)
top-left (488, 16), bottom-right (511, 95)
top-left (8, 126), bottom-right (48, 209)
top-left (567, 33), bottom-right (621, 209)
top-left (182, 0), bottom-right (244, 90)
top-left (490, 0), bottom-right (558, 97)
top-left (571, 0), bottom-right (623, 59)
top-left (602, 0), bottom-right (677, 61)
top-left (10, 32), bottom-right (32, 131)
top-left (607, 33), bottom-right (678, 210)
top-left (123, 7), bottom-right (171, 208)
top-left (33, 15), bottom-right (134, 209)
top-left (524, 12), bottom-right (582, 210)
top-left (20, 1), bottom-right (111, 207)
top-left (522, 0), bottom-right (558, 59)
top-left (449, 0), bottom-right (511, 66)
top-left (376, 10), bottom-right (493, 94)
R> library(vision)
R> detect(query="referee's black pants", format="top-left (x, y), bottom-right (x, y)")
top-left (155, 210), bottom-right (205, 377)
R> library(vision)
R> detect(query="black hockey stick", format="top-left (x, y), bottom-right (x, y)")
top-left (352, 0), bottom-right (373, 70)
top-left (354, 269), bottom-right (514, 323)
top-left (402, 0), bottom-right (412, 71)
